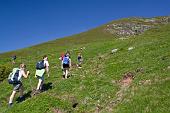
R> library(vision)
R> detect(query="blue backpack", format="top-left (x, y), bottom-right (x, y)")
top-left (63, 56), bottom-right (69, 64)
top-left (36, 60), bottom-right (45, 70)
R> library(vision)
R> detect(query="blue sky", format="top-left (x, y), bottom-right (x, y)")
top-left (0, 0), bottom-right (169, 53)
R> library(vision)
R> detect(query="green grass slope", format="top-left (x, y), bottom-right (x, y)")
top-left (0, 17), bottom-right (170, 113)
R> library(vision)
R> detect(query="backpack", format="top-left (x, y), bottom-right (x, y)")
top-left (63, 56), bottom-right (69, 64)
top-left (36, 60), bottom-right (46, 70)
top-left (8, 68), bottom-right (21, 84)
top-left (12, 55), bottom-right (16, 60)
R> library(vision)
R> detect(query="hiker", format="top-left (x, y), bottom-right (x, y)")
top-left (62, 53), bottom-right (71, 79)
top-left (11, 55), bottom-right (17, 64)
top-left (35, 55), bottom-right (50, 93)
top-left (8, 63), bottom-right (30, 107)
top-left (77, 53), bottom-right (83, 68)
top-left (59, 52), bottom-right (65, 61)
top-left (59, 52), bottom-right (65, 75)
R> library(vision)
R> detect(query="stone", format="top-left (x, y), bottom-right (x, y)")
top-left (167, 66), bottom-right (170, 69)
top-left (111, 49), bottom-right (118, 53)
top-left (128, 47), bottom-right (134, 51)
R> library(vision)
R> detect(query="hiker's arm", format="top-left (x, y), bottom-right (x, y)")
top-left (59, 57), bottom-right (62, 60)
top-left (23, 70), bottom-right (30, 78)
top-left (69, 59), bottom-right (72, 67)
top-left (61, 61), bottom-right (63, 69)
top-left (46, 66), bottom-right (50, 77)
top-left (45, 61), bottom-right (50, 77)
top-left (46, 66), bottom-right (49, 73)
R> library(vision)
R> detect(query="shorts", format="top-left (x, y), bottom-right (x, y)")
top-left (78, 59), bottom-right (82, 64)
top-left (63, 64), bottom-right (70, 69)
top-left (35, 69), bottom-right (45, 77)
top-left (13, 83), bottom-right (22, 92)
top-left (36, 75), bottom-right (44, 81)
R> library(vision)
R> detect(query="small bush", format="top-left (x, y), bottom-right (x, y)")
top-left (0, 65), bottom-right (11, 81)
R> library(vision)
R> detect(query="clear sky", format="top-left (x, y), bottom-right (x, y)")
top-left (0, 0), bottom-right (169, 53)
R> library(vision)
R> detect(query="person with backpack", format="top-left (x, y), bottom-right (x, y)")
top-left (62, 53), bottom-right (71, 79)
top-left (8, 63), bottom-right (30, 107)
top-left (77, 53), bottom-right (83, 68)
top-left (35, 55), bottom-right (50, 93)
top-left (11, 55), bottom-right (17, 64)
top-left (59, 52), bottom-right (65, 76)
top-left (59, 52), bottom-right (65, 61)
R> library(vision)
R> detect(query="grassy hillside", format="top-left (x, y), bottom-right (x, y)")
top-left (0, 17), bottom-right (170, 113)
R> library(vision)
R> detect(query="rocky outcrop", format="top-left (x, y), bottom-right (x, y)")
top-left (105, 16), bottom-right (170, 37)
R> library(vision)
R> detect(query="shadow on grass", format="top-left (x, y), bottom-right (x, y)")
top-left (16, 90), bottom-right (32, 103)
top-left (16, 82), bottom-right (52, 103)
top-left (42, 82), bottom-right (53, 91)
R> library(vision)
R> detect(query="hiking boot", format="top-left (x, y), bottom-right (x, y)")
top-left (33, 90), bottom-right (41, 95)
top-left (8, 103), bottom-right (13, 108)
top-left (78, 66), bottom-right (82, 69)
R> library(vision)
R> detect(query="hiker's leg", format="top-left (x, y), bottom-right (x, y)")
top-left (19, 85), bottom-right (24, 97)
top-left (9, 83), bottom-right (22, 104)
top-left (12, 60), bottom-right (15, 64)
top-left (78, 60), bottom-right (80, 66)
top-left (65, 69), bottom-right (68, 79)
top-left (18, 85), bottom-right (26, 102)
top-left (38, 75), bottom-right (44, 91)
top-left (36, 78), bottom-right (43, 90)
top-left (63, 68), bottom-right (66, 78)
top-left (62, 69), bottom-right (65, 75)
top-left (61, 63), bottom-right (64, 75)
top-left (9, 91), bottom-right (17, 104)
top-left (80, 61), bottom-right (82, 66)
top-left (40, 78), bottom-right (44, 90)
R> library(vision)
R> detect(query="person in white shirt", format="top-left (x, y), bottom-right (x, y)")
top-left (8, 63), bottom-right (30, 107)
top-left (35, 55), bottom-right (50, 93)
